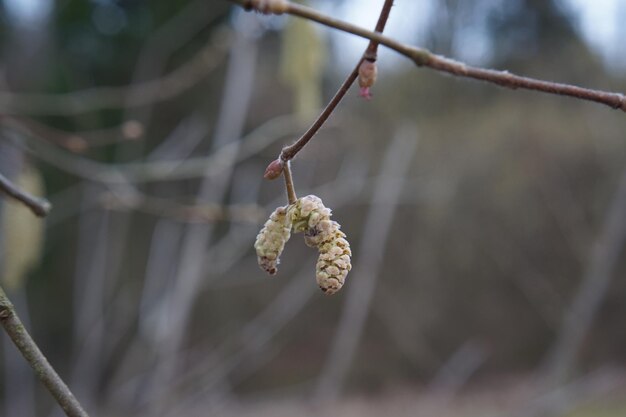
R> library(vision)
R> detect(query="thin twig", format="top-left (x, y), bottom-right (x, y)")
top-left (0, 172), bottom-right (51, 217)
top-left (0, 287), bottom-right (89, 417)
top-left (279, 0), bottom-right (395, 163)
top-left (280, 68), bottom-right (359, 163)
top-left (364, 0), bottom-right (394, 60)
top-left (282, 160), bottom-right (297, 204)
top-left (233, 0), bottom-right (626, 113)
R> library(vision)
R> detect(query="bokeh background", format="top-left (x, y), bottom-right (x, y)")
top-left (0, 0), bottom-right (625, 416)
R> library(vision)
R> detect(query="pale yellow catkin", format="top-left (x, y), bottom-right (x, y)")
top-left (288, 195), bottom-right (352, 295)
top-left (254, 206), bottom-right (291, 275)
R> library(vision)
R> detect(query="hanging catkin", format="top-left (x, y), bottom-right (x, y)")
top-left (288, 195), bottom-right (352, 294)
top-left (255, 195), bottom-right (351, 294)
top-left (254, 205), bottom-right (292, 275)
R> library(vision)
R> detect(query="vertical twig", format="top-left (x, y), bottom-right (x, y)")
top-left (0, 287), bottom-right (89, 417)
top-left (282, 161), bottom-right (297, 204)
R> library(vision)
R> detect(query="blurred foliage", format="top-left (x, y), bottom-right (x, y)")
top-left (1, 162), bottom-right (45, 290)
top-left (280, 6), bottom-right (326, 121)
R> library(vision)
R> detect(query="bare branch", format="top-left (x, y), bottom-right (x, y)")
top-left (0, 287), bottom-right (89, 417)
top-left (1, 115), bottom-right (144, 153)
top-left (0, 172), bottom-right (50, 217)
top-left (234, 0), bottom-right (626, 113)
top-left (0, 29), bottom-right (230, 116)
top-left (102, 190), bottom-right (265, 223)
top-left (279, 0), bottom-right (395, 164)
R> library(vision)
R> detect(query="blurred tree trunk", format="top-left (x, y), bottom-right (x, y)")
top-left (545, 168), bottom-right (626, 385)
top-left (1, 4), bottom-right (53, 416)
top-left (142, 11), bottom-right (262, 414)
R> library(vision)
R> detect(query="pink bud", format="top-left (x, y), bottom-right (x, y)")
top-left (359, 87), bottom-right (372, 100)
top-left (358, 60), bottom-right (378, 100)
top-left (264, 159), bottom-right (284, 180)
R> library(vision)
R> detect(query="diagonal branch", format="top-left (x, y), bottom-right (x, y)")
top-left (279, 0), bottom-right (395, 163)
top-left (233, 0), bottom-right (626, 114)
top-left (0, 287), bottom-right (89, 417)
top-left (0, 172), bottom-right (51, 217)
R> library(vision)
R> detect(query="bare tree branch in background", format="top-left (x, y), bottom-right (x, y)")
top-left (124, 0), bottom-right (229, 127)
top-left (5, 113), bottom-right (308, 184)
top-left (429, 339), bottom-right (489, 398)
top-left (69, 186), bottom-right (112, 407)
top-left (141, 13), bottom-right (262, 413)
top-left (1, 115), bottom-right (146, 153)
top-left (0, 28), bottom-right (230, 116)
top-left (315, 126), bottom-right (418, 402)
top-left (546, 167), bottom-right (626, 385)
top-left (103, 192), bottom-right (265, 223)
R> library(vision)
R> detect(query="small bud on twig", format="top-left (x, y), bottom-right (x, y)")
top-left (358, 59), bottom-right (378, 100)
top-left (264, 159), bottom-right (284, 180)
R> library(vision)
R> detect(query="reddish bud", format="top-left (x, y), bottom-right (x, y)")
top-left (358, 60), bottom-right (378, 100)
top-left (121, 120), bottom-right (144, 140)
top-left (64, 136), bottom-right (88, 153)
top-left (264, 159), bottom-right (284, 180)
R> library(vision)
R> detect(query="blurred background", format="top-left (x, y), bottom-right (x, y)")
top-left (0, 0), bottom-right (625, 416)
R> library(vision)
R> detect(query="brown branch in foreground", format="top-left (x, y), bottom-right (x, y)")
top-left (0, 287), bottom-right (89, 417)
top-left (279, 0), bottom-right (394, 163)
top-left (0, 172), bottom-right (51, 217)
top-left (234, 0), bottom-right (626, 114)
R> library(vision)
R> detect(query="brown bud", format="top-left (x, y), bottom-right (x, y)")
top-left (358, 60), bottom-right (378, 100)
top-left (358, 60), bottom-right (377, 88)
top-left (121, 120), bottom-right (144, 140)
top-left (264, 159), bottom-right (284, 180)
top-left (64, 136), bottom-right (88, 153)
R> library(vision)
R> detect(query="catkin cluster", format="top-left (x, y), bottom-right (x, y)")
top-left (254, 195), bottom-right (352, 295)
